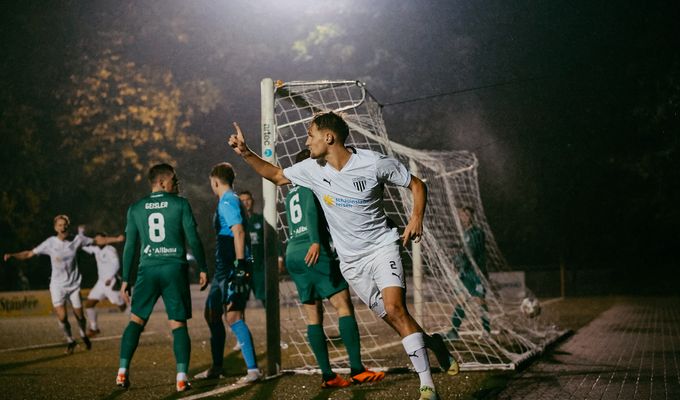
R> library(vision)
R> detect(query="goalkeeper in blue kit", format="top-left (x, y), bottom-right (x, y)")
top-left (116, 163), bottom-right (208, 392)
top-left (194, 162), bottom-right (261, 384)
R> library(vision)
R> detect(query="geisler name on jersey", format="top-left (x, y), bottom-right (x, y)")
top-left (145, 201), bottom-right (169, 210)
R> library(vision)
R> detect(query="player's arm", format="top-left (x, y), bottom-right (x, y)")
top-left (230, 223), bottom-right (247, 260)
top-left (228, 122), bottom-right (290, 186)
top-left (302, 189), bottom-right (321, 267)
top-left (3, 250), bottom-right (35, 262)
top-left (402, 174), bottom-right (427, 246)
top-left (120, 207), bottom-right (138, 300)
top-left (182, 201), bottom-right (209, 290)
top-left (95, 234), bottom-right (125, 246)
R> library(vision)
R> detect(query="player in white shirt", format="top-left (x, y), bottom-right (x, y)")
top-left (228, 112), bottom-right (458, 400)
top-left (82, 232), bottom-right (127, 337)
top-left (3, 215), bottom-right (123, 354)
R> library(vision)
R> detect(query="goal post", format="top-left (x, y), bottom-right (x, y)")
top-left (260, 78), bottom-right (281, 376)
top-left (261, 78), bottom-right (567, 374)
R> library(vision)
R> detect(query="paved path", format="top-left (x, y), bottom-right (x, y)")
top-left (499, 297), bottom-right (680, 400)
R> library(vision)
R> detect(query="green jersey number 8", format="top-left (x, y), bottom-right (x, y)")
top-left (289, 193), bottom-right (302, 224)
top-left (148, 212), bottom-right (166, 242)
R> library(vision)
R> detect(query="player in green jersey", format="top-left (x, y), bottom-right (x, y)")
top-left (447, 206), bottom-right (489, 340)
top-left (238, 191), bottom-right (265, 304)
top-left (115, 163), bottom-right (208, 392)
top-left (285, 150), bottom-right (385, 388)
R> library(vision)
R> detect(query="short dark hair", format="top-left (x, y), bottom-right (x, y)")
top-left (295, 149), bottom-right (311, 164)
top-left (460, 206), bottom-right (475, 215)
top-left (148, 163), bottom-right (176, 183)
top-left (210, 162), bottom-right (235, 186)
top-left (239, 190), bottom-right (252, 198)
top-left (94, 232), bottom-right (107, 237)
top-left (311, 111), bottom-right (349, 143)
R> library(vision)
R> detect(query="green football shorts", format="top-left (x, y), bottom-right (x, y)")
top-left (286, 247), bottom-right (348, 303)
top-left (131, 263), bottom-right (192, 321)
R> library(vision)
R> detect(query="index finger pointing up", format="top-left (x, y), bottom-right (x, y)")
top-left (233, 122), bottom-right (244, 139)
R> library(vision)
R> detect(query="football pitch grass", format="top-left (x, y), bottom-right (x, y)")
top-left (0, 296), bottom-right (635, 399)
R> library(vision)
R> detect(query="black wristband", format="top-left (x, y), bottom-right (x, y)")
top-left (235, 259), bottom-right (247, 270)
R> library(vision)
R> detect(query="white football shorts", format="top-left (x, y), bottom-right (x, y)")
top-left (50, 283), bottom-right (82, 308)
top-left (339, 242), bottom-right (405, 318)
top-left (87, 279), bottom-right (124, 305)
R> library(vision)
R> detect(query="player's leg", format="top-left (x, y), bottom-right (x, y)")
top-left (117, 313), bottom-right (146, 388)
top-left (481, 299), bottom-right (490, 333)
top-left (287, 249), bottom-right (349, 387)
top-left (381, 286), bottom-right (445, 398)
top-left (117, 269), bottom-right (158, 389)
top-left (104, 279), bottom-right (128, 313)
top-left (327, 288), bottom-right (385, 384)
top-left (69, 288), bottom-right (91, 350)
top-left (84, 298), bottom-right (100, 336)
top-left (169, 320), bottom-right (191, 391)
top-left (448, 302), bottom-right (465, 340)
top-left (161, 264), bottom-right (194, 391)
top-left (225, 306), bottom-right (261, 383)
top-left (85, 280), bottom-right (106, 335)
top-left (342, 244), bottom-right (449, 399)
top-left (304, 301), bottom-right (339, 384)
top-left (471, 276), bottom-right (491, 334)
top-left (51, 286), bottom-right (77, 353)
top-left (195, 281), bottom-right (226, 379)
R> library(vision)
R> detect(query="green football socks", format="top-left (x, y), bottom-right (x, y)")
top-left (172, 326), bottom-right (191, 374)
top-left (119, 321), bottom-right (144, 369)
top-left (307, 324), bottom-right (333, 380)
top-left (338, 315), bottom-right (363, 375)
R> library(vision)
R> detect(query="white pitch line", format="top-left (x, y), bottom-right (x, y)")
top-left (0, 331), bottom-right (157, 353)
top-left (180, 382), bottom-right (249, 400)
top-left (181, 374), bottom-right (284, 400)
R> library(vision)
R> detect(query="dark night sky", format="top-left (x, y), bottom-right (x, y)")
top-left (1, 1), bottom-right (678, 291)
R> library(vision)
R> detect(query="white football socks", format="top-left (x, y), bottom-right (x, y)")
top-left (85, 307), bottom-right (98, 330)
top-left (402, 332), bottom-right (435, 389)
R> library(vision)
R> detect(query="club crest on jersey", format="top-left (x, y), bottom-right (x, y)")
top-left (352, 177), bottom-right (367, 192)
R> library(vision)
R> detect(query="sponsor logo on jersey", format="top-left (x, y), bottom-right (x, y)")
top-left (152, 246), bottom-right (178, 255)
top-left (145, 201), bottom-right (168, 210)
top-left (293, 226), bottom-right (308, 236)
top-left (352, 177), bottom-right (367, 192)
top-left (322, 178), bottom-right (332, 186)
top-left (322, 194), bottom-right (370, 208)
top-left (143, 245), bottom-right (179, 256)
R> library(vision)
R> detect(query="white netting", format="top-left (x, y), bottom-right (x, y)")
top-left (269, 80), bottom-right (564, 372)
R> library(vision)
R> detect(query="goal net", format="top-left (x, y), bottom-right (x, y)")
top-left (264, 79), bottom-right (565, 373)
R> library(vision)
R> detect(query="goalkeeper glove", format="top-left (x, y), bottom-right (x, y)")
top-left (227, 259), bottom-right (251, 303)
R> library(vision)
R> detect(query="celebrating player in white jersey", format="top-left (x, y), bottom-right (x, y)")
top-left (228, 111), bottom-right (458, 400)
top-left (3, 215), bottom-right (123, 354)
top-left (82, 232), bottom-right (127, 337)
